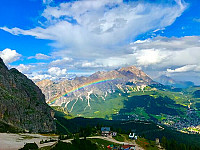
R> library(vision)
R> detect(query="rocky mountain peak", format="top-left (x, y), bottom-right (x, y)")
top-left (0, 57), bottom-right (4, 64)
top-left (118, 65), bottom-right (139, 72)
top-left (36, 65), bottom-right (156, 106)
top-left (118, 66), bottom-right (148, 77)
top-left (0, 57), bottom-right (8, 70)
top-left (155, 75), bottom-right (194, 88)
top-left (36, 79), bottom-right (53, 89)
top-left (90, 70), bottom-right (120, 79)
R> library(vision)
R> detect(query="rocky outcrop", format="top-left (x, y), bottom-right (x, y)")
top-left (0, 58), bottom-right (55, 133)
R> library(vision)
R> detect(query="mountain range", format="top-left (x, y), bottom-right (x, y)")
top-left (36, 66), bottom-right (156, 106)
top-left (36, 65), bottom-right (200, 133)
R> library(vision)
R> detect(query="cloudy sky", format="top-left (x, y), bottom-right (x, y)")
top-left (0, 0), bottom-right (200, 84)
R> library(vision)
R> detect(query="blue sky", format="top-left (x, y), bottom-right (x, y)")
top-left (0, 0), bottom-right (200, 84)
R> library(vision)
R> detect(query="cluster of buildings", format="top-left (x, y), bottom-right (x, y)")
top-left (107, 144), bottom-right (136, 150)
top-left (160, 109), bottom-right (200, 133)
top-left (101, 127), bottom-right (137, 150)
top-left (101, 127), bottom-right (117, 137)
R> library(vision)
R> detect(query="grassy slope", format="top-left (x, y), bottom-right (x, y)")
top-left (63, 86), bottom-right (191, 121)
top-left (67, 90), bottom-right (127, 119)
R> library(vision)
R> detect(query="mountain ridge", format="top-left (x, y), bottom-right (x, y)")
top-left (36, 65), bottom-right (156, 106)
top-left (155, 75), bottom-right (194, 88)
top-left (0, 58), bottom-right (56, 133)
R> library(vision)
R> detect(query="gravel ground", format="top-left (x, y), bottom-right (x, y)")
top-left (0, 133), bottom-right (58, 150)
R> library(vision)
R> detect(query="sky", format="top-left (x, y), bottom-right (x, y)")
top-left (0, 0), bottom-right (200, 84)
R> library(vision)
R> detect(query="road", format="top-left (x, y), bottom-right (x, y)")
top-left (61, 136), bottom-right (144, 150)
top-left (0, 133), bottom-right (144, 149)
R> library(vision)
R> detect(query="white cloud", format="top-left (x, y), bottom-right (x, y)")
top-left (3, 0), bottom-right (197, 83)
top-left (48, 67), bottom-right (67, 76)
top-left (26, 67), bottom-right (68, 81)
top-left (134, 49), bottom-right (169, 66)
top-left (167, 65), bottom-right (200, 73)
top-left (20, 35), bottom-right (200, 83)
top-left (28, 53), bottom-right (50, 60)
top-left (20, 35), bottom-right (200, 82)
top-left (0, 0), bottom-right (187, 59)
top-left (83, 54), bottom-right (135, 68)
top-left (50, 57), bottom-right (73, 66)
top-left (12, 63), bottom-right (69, 81)
top-left (0, 48), bottom-right (21, 64)
top-left (75, 36), bottom-right (200, 71)
top-left (131, 36), bottom-right (200, 68)
top-left (15, 64), bottom-right (34, 73)
top-left (27, 72), bottom-right (51, 81)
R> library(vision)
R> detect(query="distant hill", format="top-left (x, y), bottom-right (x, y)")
top-left (154, 75), bottom-right (194, 88)
top-left (193, 90), bottom-right (200, 98)
top-left (0, 58), bottom-right (56, 133)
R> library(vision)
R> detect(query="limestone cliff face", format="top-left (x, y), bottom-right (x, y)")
top-left (36, 65), bottom-right (156, 106)
top-left (0, 58), bottom-right (56, 133)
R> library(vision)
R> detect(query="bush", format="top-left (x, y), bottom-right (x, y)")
top-left (52, 139), bottom-right (98, 150)
top-left (19, 142), bottom-right (38, 150)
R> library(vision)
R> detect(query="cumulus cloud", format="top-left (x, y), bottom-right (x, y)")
top-left (50, 57), bottom-right (73, 66)
top-left (80, 54), bottom-right (136, 69)
top-left (15, 64), bottom-right (34, 73)
top-left (12, 63), bottom-right (69, 81)
top-left (27, 72), bottom-right (52, 81)
top-left (48, 67), bottom-right (67, 76)
top-left (131, 36), bottom-right (200, 68)
top-left (129, 36), bottom-right (200, 82)
top-left (0, 48), bottom-right (21, 64)
top-left (11, 35), bottom-right (200, 83)
top-left (167, 65), bottom-right (200, 73)
top-left (28, 53), bottom-right (50, 60)
top-left (0, 0), bottom-right (187, 59)
top-left (25, 67), bottom-right (68, 81)
top-left (74, 36), bottom-right (200, 71)
top-left (134, 49), bottom-right (169, 66)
